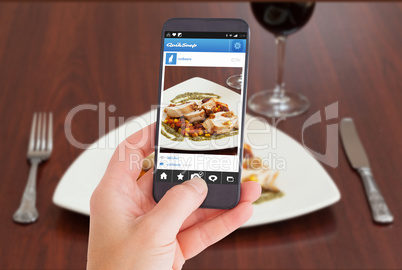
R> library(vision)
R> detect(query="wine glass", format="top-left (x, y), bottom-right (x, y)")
top-left (226, 74), bottom-right (242, 90)
top-left (249, 2), bottom-right (316, 117)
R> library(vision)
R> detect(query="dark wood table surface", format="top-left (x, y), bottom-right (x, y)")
top-left (1, 2), bottom-right (401, 269)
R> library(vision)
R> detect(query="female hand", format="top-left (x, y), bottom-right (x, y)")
top-left (87, 123), bottom-right (261, 269)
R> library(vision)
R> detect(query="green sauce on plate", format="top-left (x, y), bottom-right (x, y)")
top-left (170, 92), bottom-right (221, 104)
top-left (253, 191), bottom-right (285, 204)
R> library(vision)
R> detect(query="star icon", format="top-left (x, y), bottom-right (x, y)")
top-left (177, 173), bottom-right (184, 180)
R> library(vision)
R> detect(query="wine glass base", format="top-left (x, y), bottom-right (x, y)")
top-left (248, 90), bottom-right (309, 118)
top-left (226, 74), bottom-right (242, 90)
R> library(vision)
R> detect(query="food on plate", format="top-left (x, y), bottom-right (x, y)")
top-left (201, 97), bottom-right (217, 113)
top-left (165, 102), bottom-right (197, 118)
top-left (243, 143), bottom-right (254, 157)
top-left (138, 144), bottom-right (283, 204)
top-left (242, 143), bottom-right (284, 203)
top-left (162, 93), bottom-right (239, 141)
top-left (202, 111), bottom-right (238, 135)
top-left (184, 109), bottom-right (206, 123)
top-left (242, 157), bottom-right (279, 192)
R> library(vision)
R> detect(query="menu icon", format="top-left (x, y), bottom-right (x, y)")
top-left (222, 172), bottom-right (238, 184)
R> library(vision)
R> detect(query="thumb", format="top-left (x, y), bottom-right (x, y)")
top-left (147, 178), bottom-right (208, 234)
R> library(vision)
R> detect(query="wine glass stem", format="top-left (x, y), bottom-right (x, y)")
top-left (274, 35), bottom-right (287, 100)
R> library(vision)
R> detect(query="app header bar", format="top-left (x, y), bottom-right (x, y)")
top-left (164, 38), bottom-right (246, 53)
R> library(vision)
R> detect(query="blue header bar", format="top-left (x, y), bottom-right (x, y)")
top-left (164, 38), bottom-right (246, 53)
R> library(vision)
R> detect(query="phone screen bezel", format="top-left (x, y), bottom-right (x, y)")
top-left (153, 18), bottom-right (250, 209)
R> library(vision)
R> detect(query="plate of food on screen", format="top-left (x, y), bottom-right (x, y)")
top-left (159, 77), bottom-right (243, 151)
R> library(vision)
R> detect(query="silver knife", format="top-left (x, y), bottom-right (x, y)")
top-left (340, 118), bottom-right (393, 224)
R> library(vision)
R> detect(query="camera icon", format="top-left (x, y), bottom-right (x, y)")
top-left (190, 172), bottom-right (204, 179)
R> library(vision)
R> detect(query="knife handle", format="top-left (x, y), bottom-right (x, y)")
top-left (357, 167), bottom-right (394, 224)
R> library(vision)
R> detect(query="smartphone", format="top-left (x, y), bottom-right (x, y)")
top-left (153, 18), bottom-right (250, 209)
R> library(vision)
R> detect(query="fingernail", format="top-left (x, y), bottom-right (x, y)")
top-left (185, 178), bottom-right (207, 194)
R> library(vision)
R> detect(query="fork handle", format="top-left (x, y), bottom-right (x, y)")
top-left (13, 159), bottom-right (41, 223)
top-left (357, 167), bottom-right (393, 224)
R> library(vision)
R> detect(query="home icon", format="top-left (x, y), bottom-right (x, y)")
top-left (160, 172), bottom-right (167, 180)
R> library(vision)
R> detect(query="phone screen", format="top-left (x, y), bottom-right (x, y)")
top-left (154, 30), bottom-right (248, 207)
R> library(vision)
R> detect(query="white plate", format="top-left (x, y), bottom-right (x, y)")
top-left (159, 77), bottom-right (240, 151)
top-left (53, 110), bottom-right (341, 227)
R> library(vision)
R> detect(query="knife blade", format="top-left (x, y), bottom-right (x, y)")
top-left (340, 118), bottom-right (393, 224)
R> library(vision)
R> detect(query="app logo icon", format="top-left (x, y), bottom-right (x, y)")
top-left (165, 53), bottom-right (177, 65)
top-left (208, 175), bottom-right (218, 182)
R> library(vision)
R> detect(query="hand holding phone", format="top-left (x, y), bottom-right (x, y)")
top-left (88, 123), bottom-right (261, 269)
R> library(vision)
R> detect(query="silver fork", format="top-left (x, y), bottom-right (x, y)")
top-left (13, 113), bottom-right (53, 224)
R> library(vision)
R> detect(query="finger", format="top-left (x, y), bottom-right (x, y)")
top-left (173, 245), bottom-right (186, 270)
top-left (145, 178), bottom-right (208, 238)
top-left (93, 168), bottom-right (156, 220)
top-left (239, 181), bottom-right (262, 202)
top-left (177, 202), bottom-right (254, 260)
top-left (106, 122), bottom-right (156, 181)
top-left (180, 181), bottom-right (262, 231)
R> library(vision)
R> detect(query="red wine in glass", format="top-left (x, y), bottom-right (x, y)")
top-left (249, 2), bottom-right (315, 117)
top-left (251, 2), bottom-right (315, 36)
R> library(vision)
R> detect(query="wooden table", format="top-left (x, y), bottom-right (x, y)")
top-left (1, 2), bottom-right (401, 269)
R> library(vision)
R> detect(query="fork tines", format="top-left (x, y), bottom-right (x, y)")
top-left (28, 112), bottom-right (53, 154)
